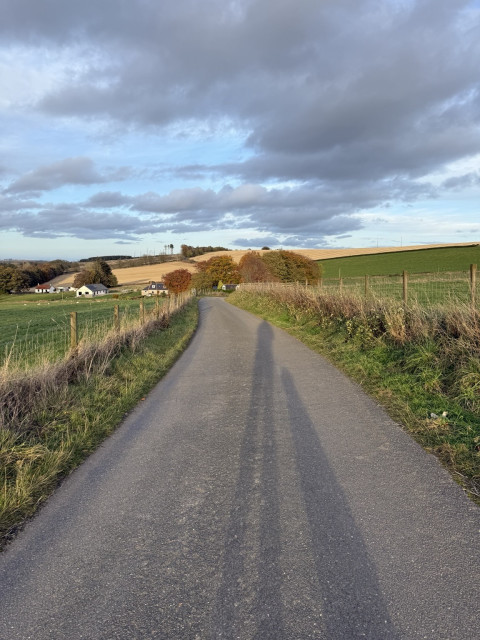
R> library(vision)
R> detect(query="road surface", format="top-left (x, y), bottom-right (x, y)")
top-left (0, 298), bottom-right (479, 639)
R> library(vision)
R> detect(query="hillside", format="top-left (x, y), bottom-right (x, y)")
top-left (189, 243), bottom-right (477, 264)
top-left (319, 244), bottom-right (480, 278)
top-left (49, 261), bottom-right (198, 287)
top-left (47, 243), bottom-right (477, 287)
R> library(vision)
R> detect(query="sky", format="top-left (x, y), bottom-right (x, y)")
top-left (1, 0), bottom-right (480, 260)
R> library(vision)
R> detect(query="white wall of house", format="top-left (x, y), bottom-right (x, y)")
top-left (35, 286), bottom-right (56, 293)
top-left (76, 285), bottom-right (108, 297)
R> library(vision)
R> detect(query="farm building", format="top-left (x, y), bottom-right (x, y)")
top-left (142, 282), bottom-right (169, 296)
top-left (35, 284), bottom-right (56, 293)
top-left (76, 284), bottom-right (108, 297)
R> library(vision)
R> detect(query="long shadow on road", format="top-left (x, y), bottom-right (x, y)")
top-left (281, 367), bottom-right (401, 639)
top-left (213, 321), bottom-right (285, 638)
top-left (214, 319), bottom-right (400, 638)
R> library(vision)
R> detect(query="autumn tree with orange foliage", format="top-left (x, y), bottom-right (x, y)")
top-left (193, 255), bottom-right (242, 289)
top-left (260, 250), bottom-right (321, 284)
top-left (163, 268), bottom-right (192, 293)
top-left (238, 252), bottom-right (278, 283)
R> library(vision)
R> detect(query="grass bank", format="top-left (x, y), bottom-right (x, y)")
top-left (0, 298), bottom-right (198, 547)
top-left (229, 286), bottom-right (480, 503)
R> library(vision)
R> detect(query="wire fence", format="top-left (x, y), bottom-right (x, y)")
top-left (318, 268), bottom-right (478, 307)
top-left (1, 294), bottom-right (191, 371)
top-left (238, 265), bottom-right (479, 308)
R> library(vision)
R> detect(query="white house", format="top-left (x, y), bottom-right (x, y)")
top-left (76, 284), bottom-right (108, 297)
top-left (141, 282), bottom-right (169, 296)
top-left (35, 283), bottom-right (56, 294)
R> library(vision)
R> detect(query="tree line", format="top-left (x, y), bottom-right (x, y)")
top-left (180, 244), bottom-right (229, 258)
top-left (79, 255), bottom-right (132, 262)
top-left (160, 251), bottom-right (322, 294)
top-left (0, 260), bottom-right (76, 294)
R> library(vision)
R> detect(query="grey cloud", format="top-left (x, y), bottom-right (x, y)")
top-left (85, 191), bottom-right (133, 208)
top-left (5, 158), bottom-right (130, 194)
top-left (231, 237), bottom-right (282, 248)
top-left (2, 0), bottom-right (480, 247)
top-left (23, 0), bottom-right (480, 187)
top-left (0, 203), bottom-right (161, 241)
top-left (442, 172), bottom-right (480, 189)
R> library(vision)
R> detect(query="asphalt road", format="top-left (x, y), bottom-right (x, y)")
top-left (0, 298), bottom-right (479, 640)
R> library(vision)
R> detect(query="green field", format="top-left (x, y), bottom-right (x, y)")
top-left (319, 245), bottom-right (480, 278)
top-left (0, 291), bottom-right (161, 366)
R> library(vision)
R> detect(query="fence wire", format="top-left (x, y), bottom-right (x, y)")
top-left (319, 270), bottom-right (478, 307)
top-left (0, 297), bottom-right (181, 370)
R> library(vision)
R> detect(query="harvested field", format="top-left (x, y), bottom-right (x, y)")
top-left (45, 243), bottom-right (477, 287)
top-left (48, 261), bottom-right (199, 288)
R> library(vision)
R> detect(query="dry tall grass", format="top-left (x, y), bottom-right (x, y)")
top-left (1, 292), bottom-right (194, 542)
top-left (1, 292), bottom-right (192, 434)
top-left (232, 284), bottom-right (480, 498)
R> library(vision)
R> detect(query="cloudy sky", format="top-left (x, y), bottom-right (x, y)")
top-left (1, 0), bottom-right (480, 260)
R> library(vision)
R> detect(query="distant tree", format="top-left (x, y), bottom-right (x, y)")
top-left (261, 246), bottom-right (271, 250)
top-left (73, 271), bottom-right (92, 288)
top-left (73, 260), bottom-right (118, 288)
top-left (195, 255), bottom-right (241, 287)
top-left (180, 244), bottom-right (229, 258)
top-left (163, 269), bottom-right (192, 293)
top-left (238, 252), bottom-right (277, 283)
top-left (0, 266), bottom-right (29, 293)
top-left (191, 270), bottom-right (214, 291)
top-left (260, 250), bottom-right (321, 283)
top-left (80, 255), bottom-right (132, 262)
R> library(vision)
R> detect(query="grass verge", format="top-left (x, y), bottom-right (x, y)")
top-left (0, 299), bottom-right (198, 548)
top-left (229, 286), bottom-right (480, 504)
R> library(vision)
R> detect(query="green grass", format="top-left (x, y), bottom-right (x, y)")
top-left (319, 272), bottom-right (476, 306)
top-left (0, 291), bottom-right (160, 365)
top-left (319, 244), bottom-right (480, 278)
top-left (0, 299), bottom-right (199, 547)
top-left (229, 288), bottom-right (480, 503)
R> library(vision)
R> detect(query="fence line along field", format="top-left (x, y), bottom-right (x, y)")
top-left (320, 268), bottom-right (479, 307)
top-left (0, 293), bottom-right (165, 370)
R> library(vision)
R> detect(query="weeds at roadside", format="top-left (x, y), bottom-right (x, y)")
top-left (0, 297), bottom-right (198, 547)
top-left (229, 285), bottom-right (480, 502)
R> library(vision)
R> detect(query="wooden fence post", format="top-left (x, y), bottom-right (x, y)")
top-left (140, 300), bottom-right (145, 324)
top-left (70, 312), bottom-right (78, 349)
top-left (114, 305), bottom-right (120, 331)
top-left (471, 264), bottom-right (477, 307)
top-left (155, 296), bottom-right (160, 319)
top-left (364, 274), bottom-right (369, 297)
top-left (402, 270), bottom-right (408, 304)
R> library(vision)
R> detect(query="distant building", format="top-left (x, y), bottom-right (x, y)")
top-left (35, 284), bottom-right (56, 293)
top-left (76, 284), bottom-right (108, 297)
top-left (142, 282), bottom-right (169, 296)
